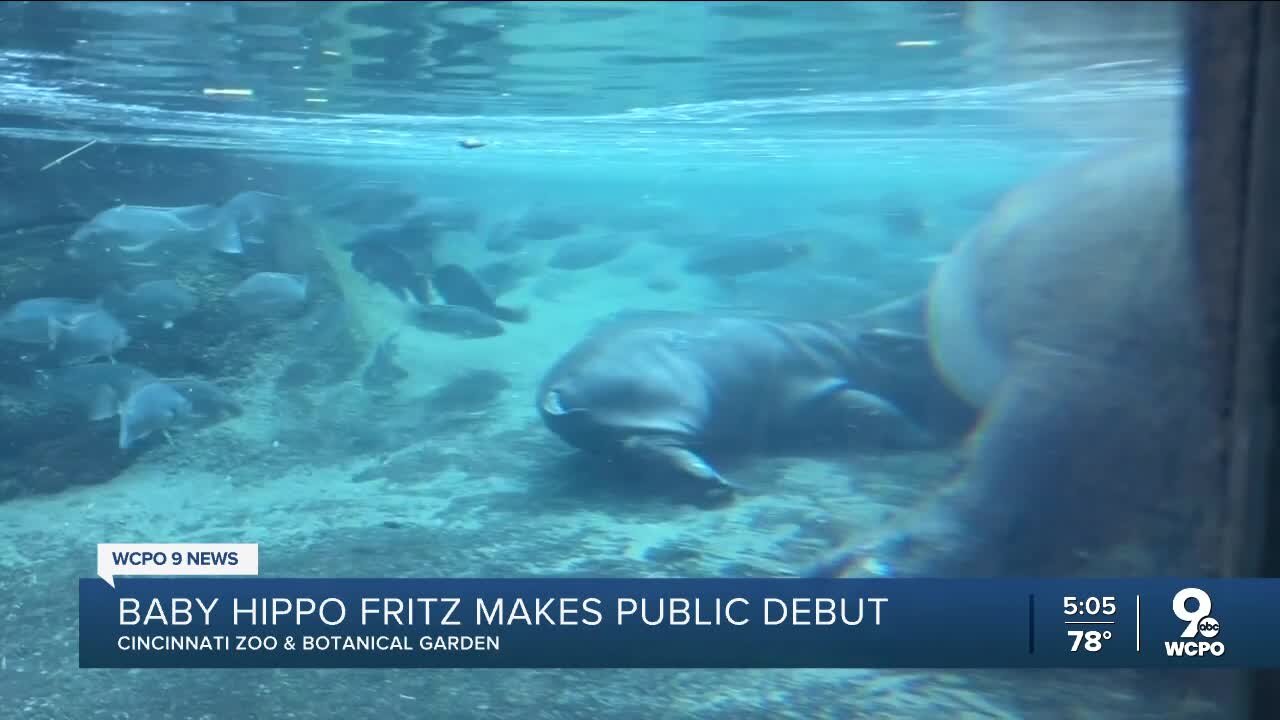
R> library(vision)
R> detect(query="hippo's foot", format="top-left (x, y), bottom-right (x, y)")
top-left (620, 435), bottom-right (739, 508)
top-left (800, 456), bottom-right (993, 578)
top-left (801, 504), bottom-right (975, 578)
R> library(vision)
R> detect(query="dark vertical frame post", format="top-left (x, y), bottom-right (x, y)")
top-left (1229, 0), bottom-right (1280, 584)
top-left (1239, 2), bottom-right (1280, 717)
top-left (1184, 2), bottom-right (1280, 716)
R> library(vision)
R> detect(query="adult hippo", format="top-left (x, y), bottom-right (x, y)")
top-left (811, 130), bottom-right (1224, 578)
top-left (536, 307), bottom-right (976, 505)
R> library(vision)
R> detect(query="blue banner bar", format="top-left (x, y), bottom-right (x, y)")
top-left (78, 578), bottom-right (1280, 668)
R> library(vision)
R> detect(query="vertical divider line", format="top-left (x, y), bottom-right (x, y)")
top-left (1028, 594), bottom-right (1035, 654)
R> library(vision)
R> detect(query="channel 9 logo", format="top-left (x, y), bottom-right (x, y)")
top-left (1164, 587), bottom-right (1225, 657)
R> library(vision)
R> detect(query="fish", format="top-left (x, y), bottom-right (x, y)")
top-left (547, 235), bottom-right (633, 271)
top-left (483, 208), bottom-right (579, 253)
top-left (159, 377), bottom-right (241, 427)
top-left (46, 308), bottom-right (131, 365)
top-left (101, 279), bottom-right (198, 329)
top-left (484, 219), bottom-right (522, 253)
top-left (66, 203), bottom-right (243, 265)
top-left (316, 182), bottom-right (476, 232)
top-left (98, 375), bottom-right (238, 449)
top-left (349, 243), bottom-right (431, 305)
top-left (710, 272), bottom-right (876, 320)
top-left (603, 252), bottom-right (658, 278)
top-left (223, 190), bottom-right (290, 220)
top-left (0, 214), bottom-right (92, 243)
top-left (409, 305), bottom-right (505, 339)
top-left (117, 381), bottom-right (194, 449)
top-left (458, 137), bottom-right (486, 149)
top-left (683, 234), bottom-right (811, 277)
top-left (518, 213), bottom-right (580, 242)
top-left (426, 369), bottom-right (511, 412)
top-left (407, 197), bottom-right (478, 232)
top-left (645, 275), bottom-right (679, 293)
top-left (0, 297), bottom-right (100, 345)
top-left (227, 272), bottom-right (309, 316)
top-left (431, 264), bottom-right (528, 323)
top-left (343, 215), bottom-right (437, 253)
top-left (473, 255), bottom-right (538, 298)
top-left (882, 205), bottom-right (930, 237)
top-left (315, 182), bottom-right (421, 225)
top-left (34, 362), bottom-right (157, 420)
top-left (220, 190), bottom-right (292, 245)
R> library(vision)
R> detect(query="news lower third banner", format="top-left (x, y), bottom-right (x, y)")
top-left (80, 545), bottom-right (1280, 669)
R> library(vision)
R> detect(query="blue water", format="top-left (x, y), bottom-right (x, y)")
top-left (0, 2), bottom-right (1242, 719)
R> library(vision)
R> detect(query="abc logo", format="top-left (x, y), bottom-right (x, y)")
top-left (1198, 618), bottom-right (1220, 639)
